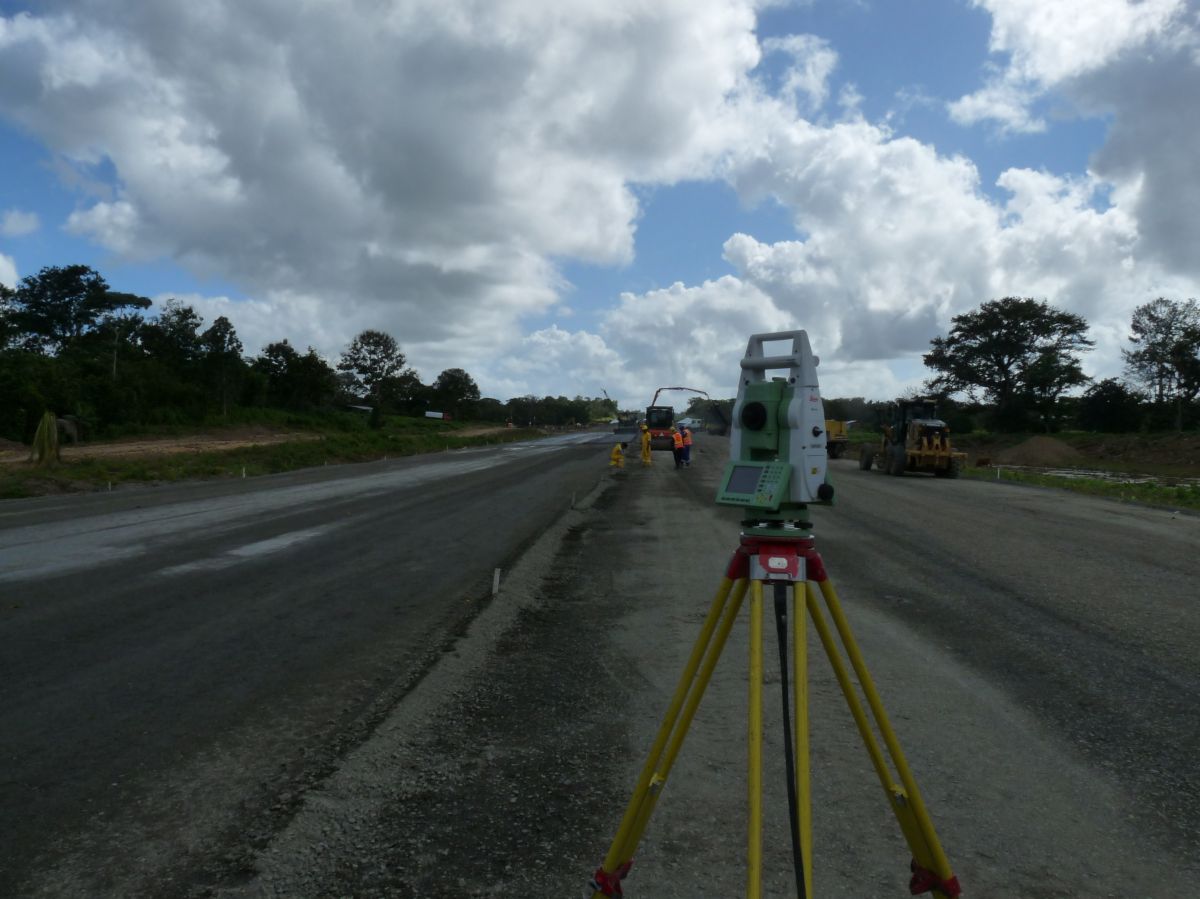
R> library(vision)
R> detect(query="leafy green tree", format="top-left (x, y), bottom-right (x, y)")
top-left (377, 368), bottom-right (427, 415)
top-left (253, 340), bottom-right (300, 383)
top-left (1021, 348), bottom-right (1089, 431)
top-left (0, 349), bottom-right (60, 440)
top-left (476, 397), bottom-right (507, 422)
top-left (252, 341), bottom-right (338, 409)
top-left (337, 330), bottom-right (406, 403)
top-left (0, 283), bottom-right (15, 350)
top-left (1122, 298), bottom-right (1200, 430)
top-left (924, 297), bottom-right (1093, 431)
top-left (1123, 298), bottom-right (1200, 402)
top-left (199, 316), bottom-right (245, 417)
top-left (432, 367), bottom-right (481, 419)
top-left (502, 394), bottom-right (590, 427)
top-left (587, 396), bottom-right (617, 421)
top-left (1076, 379), bottom-right (1144, 432)
top-left (1174, 323), bottom-right (1200, 404)
top-left (505, 395), bottom-right (538, 426)
top-left (141, 300), bottom-right (205, 372)
top-left (289, 348), bottom-right (339, 410)
top-left (8, 265), bottom-right (151, 353)
top-left (252, 342), bottom-right (296, 408)
top-left (87, 311), bottom-right (150, 382)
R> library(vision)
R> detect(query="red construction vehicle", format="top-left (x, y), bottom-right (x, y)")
top-left (644, 386), bottom-right (711, 451)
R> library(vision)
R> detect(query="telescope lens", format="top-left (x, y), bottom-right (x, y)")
top-left (741, 401), bottom-right (768, 431)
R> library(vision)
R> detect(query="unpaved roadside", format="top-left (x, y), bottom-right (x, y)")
top-left (215, 441), bottom-right (1199, 897)
top-left (0, 427), bottom-right (526, 466)
top-left (0, 428), bottom-right (319, 464)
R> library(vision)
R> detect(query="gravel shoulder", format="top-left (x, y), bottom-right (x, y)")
top-left (215, 440), bottom-right (1200, 897)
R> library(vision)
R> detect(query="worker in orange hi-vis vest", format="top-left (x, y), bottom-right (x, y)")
top-left (681, 425), bottom-right (693, 466)
top-left (671, 426), bottom-right (684, 469)
top-left (610, 441), bottom-right (628, 468)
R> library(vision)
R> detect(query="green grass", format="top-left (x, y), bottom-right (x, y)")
top-left (848, 425), bottom-right (1200, 511)
top-left (0, 418), bottom-right (542, 499)
top-left (961, 466), bottom-right (1200, 512)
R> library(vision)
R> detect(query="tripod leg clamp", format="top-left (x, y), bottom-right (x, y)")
top-left (591, 861), bottom-right (633, 897)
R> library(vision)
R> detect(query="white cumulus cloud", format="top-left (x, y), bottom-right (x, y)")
top-left (971, 0), bottom-right (1184, 84)
top-left (0, 251), bottom-right (17, 287)
top-left (1, 208), bottom-right (40, 236)
top-left (763, 34), bottom-right (839, 113)
top-left (0, 0), bottom-right (764, 368)
top-left (1, 1), bottom-right (1198, 404)
top-left (948, 0), bottom-right (1200, 279)
top-left (950, 0), bottom-right (1191, 133)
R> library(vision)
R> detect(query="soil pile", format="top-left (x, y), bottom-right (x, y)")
top-left (1074, 433), bottom-right (1200, 468)
top-left (995, 435), bottom-right (1084, 466)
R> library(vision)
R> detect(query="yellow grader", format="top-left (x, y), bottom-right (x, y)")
top-left (858, 398), bottom-right (966, 478)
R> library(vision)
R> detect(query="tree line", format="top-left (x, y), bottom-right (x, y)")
top-left (0, 264), bottom-right (616, 442)
top-left (685, 296), bottom-right (1200, 434)
top-left (921, 296), bottom-right (1200, 433)
top-left (4, 265), bottom-right (1196, 442)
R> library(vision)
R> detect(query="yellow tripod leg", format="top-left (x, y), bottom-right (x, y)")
top-left (792, 582), bottom-right (814, 898)
top-left (622, 576), bottom-right (749, 854)
top-left (748, 579), bottom-right (764, 899)
top-left (806, 579), bottom-right (959, 898)
top-left (591, 574), bottom-right (749, 898)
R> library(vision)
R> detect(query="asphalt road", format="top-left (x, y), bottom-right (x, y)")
top-left (5, 433), bottom-right (1199, 898)
top-left (0, 432), bottom-right (608, 897)
top-left (208, 434), bottom-right (1199, 898)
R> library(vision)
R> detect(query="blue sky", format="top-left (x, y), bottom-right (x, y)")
top-left (556, 0), bottom-right (1112, 336)
top-left (0, 121), bottom-right (247, 299)
top-left (2, 0), bottom-right (1197, 406)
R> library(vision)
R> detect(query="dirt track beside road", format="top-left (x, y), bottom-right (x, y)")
top-left (0, 427), bottom-right (320, 464)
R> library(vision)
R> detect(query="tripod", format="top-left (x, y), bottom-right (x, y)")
top-left (589, 519), bottom-right (961, 899)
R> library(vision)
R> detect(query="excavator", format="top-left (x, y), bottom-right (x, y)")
top-left (644, 386), bottom-right (712, 451)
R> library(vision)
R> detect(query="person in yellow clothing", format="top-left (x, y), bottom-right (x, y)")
top-left (610, 441), bottom-right (628, 468)
top-left (639, 423), bottom-right (652, 466)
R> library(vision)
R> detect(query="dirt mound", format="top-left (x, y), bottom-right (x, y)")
top-left (995, 435), bottom-right (1084, 467)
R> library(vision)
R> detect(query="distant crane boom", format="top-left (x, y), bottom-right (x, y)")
top-left (650, 386), bottom-right (710, 406)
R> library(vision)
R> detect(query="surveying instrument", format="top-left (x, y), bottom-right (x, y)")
top-left (588, 331), bottom-right (960, 898)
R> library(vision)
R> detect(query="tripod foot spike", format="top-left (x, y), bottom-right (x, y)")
top-left (910, 859), bottom-right (962, 897)
top-left (590, 860), bottom-right (632, 897)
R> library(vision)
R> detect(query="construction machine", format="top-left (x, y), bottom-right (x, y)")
top-left (644, 386), bottom-right (711, 450)
top-left (858, 398), bottom-right (966, 477)
top-left (824, 419), bottom-right (850, 458)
